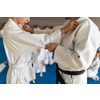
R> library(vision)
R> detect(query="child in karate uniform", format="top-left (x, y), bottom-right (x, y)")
top-left (87, 49), bottom-right (100, 81)
top-left (32, 48), bottom-right (48, 77)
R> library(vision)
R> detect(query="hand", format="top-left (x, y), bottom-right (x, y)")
top-left (22, 25), bottom-right (34, 33)
top-left (60, 20), bottom-right (78, 35)
top-left (43, 63), bottom-right (46, 66)
top-left (45, 43), bottom-right (58, 52)
top-left (33, 60), bottom-right (36, 62)
top-left (95, 76), bottom-right (99, 81)
top-left (3, 61), bottom-right (7, 65)
top-left (67, 20), bottom-right (78, 31)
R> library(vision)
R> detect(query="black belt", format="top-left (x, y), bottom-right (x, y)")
top-left (56, 64), bottom-right (85, 84)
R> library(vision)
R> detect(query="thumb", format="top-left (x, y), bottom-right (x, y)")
top-left (45, 43), bottom-right (52, 48)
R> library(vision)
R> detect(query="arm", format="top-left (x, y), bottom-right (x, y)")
top-left (4, 29), bottom-right (61, 55)
top-left (23, 20), bottom-right (78, 36)
top-left (47, 21), bottom-right (100, 70)
top-left (23, 25), bottom-right (53, 34)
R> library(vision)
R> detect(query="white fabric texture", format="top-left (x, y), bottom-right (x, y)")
top-left (87, 58), bottom-right (100, 78)
top-left (0, 63), bottom-right (6, 72)
top-left (54, 17), bottom-right (100, 84)
top-left (3, 18), bottom-right (61, 84)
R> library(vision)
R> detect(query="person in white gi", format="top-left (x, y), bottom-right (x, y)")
top-left (3, 17), bottom-right (78, 84)
top-left (46, 50), bottom-right (54, 65)
top-left (87, 49), bottom-right (100, 81)
top-left (0, 61), bottom-right (7, 73)
top-left (45, 17), bottom-right (100, 84)
top-left (34, 48), bottom-right (48, 77)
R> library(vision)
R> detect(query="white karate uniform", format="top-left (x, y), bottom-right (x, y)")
top-left (46, 50), bottom-right (54, 65)
top-left (0, 29), bottom-right (3, 38)
top-left (3, 18), bottom-right (61, 84)
top-left (0, 63), bottom-right (6, 72)
top-left (26, 52), bottom-right (35, 82)
top-left (32, 48), bottom-right (48, 77)
top-left (53, 17), bottom-right (100, 84)
top-left (87, 58), bottom-right (100, 79)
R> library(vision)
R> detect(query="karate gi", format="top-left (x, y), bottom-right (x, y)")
top-left (0, 63), bottom-right (6, 72)
top-left (3, 18), bottom-right (61, 84)
top-left (32, 48), bottom-right (48, 77)
top-left (87, 58), bottom-right (100, 80)
top-left (26, 52), bottom-right (35, 82)
top-left (53, 17), bottom-right (100, 84)
top-left (46, 50), bottom-right (54, 65)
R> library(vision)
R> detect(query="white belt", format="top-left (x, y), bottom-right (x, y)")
top-left (10, 63), bottom-right (27, 68)
top-left (9, 63), bottom-right (28, 80)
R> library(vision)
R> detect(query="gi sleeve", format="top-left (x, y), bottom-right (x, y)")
top-left (34, 25), bottom-right (63, 35)
top-left (43, 51), bottom-right (49, 64)
top-left (6, 29), bottom-right (61, 54)
top-left (34, 29), bottom-right (53, 34)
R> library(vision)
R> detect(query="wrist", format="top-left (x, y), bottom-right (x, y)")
top-left (60, 28), bottom-right (65, 35)
top-left (30, 29), bottom-right (34, 34)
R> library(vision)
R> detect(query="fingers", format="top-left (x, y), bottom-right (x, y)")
top-left (45, 43), bottom-right (53, 52)
top-left (74, 22), bottom-right (78, 26)
top-left (45, 43), bottom-right (58, 52)
top-left (23, 25), bottom-right (26, 27)
top-left (45, 43), bottom-right (52, 49)
top-left (46, 47), bottom-right (52, 52)
top-left (72, 25), bottom-right (77, 31)
top-left (22, 25), bottom-right (27, 29)
top-left (72, 20), bottom-right (78, 26)
top-left (23, 25), bottom-right (29, 28)
top-left (71, 20), bottom-right (78, 31)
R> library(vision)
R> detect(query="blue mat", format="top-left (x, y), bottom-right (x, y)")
top-left (0, 38), bottom-right (100, 84)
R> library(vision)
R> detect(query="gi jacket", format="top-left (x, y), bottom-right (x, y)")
top-left (54, 17), bottom-right (100, 71)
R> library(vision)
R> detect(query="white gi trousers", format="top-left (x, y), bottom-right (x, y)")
top-left (7, 63), bottom-right (29, 84)
top-left (60, 70), bottom-right (87, 84)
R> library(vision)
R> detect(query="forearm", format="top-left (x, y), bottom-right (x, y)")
top-left (60, 27), bottom-right (67, 35)
top-left (34, 29), bottom-right (53, 34)
top-left (34, 28), bottom-right (65, 36)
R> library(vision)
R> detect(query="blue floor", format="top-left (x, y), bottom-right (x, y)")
top-left (0, 38), bottom-right (100, 84)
